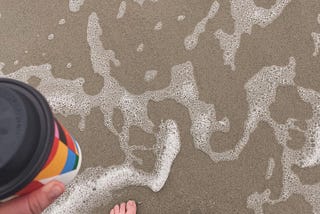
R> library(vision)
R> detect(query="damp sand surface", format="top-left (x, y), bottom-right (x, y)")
top-left (0, 0), bottom-right (320, 213)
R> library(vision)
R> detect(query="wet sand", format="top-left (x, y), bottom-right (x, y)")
top-left (1, 0), bottom-right (320, 213)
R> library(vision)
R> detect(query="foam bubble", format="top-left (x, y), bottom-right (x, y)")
top-left (247, 189), bottom-right (271, 212)
top-left (0, 62), bottom-right (5, 73)
top-left (69, 0), bottom-right (85, 12)
top-left (312, 14), bottom-right (320, 57)
top-left (133, 0), bottom-right (158, 6)
top-left (296, 87), bottom-right (320, 167)
top-left (312, 33), bottom-right (320, 56)
top-left (66, 63), bottom-right (72, 68)
top-left (154, 21), bottom-right (162, 31)
top-left (137, 43), bottom-right (144, 52)
top-left (59, 19), bottom-right (66, 25)
top-left (144, 70), bottom-right (158, 82)
top-left (265, 158), bottom-right (275, 180)
top-left (117, 1), bottom-right (127, 19)
top-left (184, 1), bottom-right (219, 51)
top-left (215, 0), bottom-right (291, 70)
top-left (177, 15), bottom-right (185, 21)
top-left (48, 34), bottom-right (54, 40)
top-left (13, 60), bottom-right (19, 65)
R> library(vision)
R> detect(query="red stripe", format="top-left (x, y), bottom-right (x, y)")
top-left (61, 124), bottom-right (77, 154)
top-left (43, 137), bottom-right (59, 168)
top-left (16, 181), bottom-right (43, 196)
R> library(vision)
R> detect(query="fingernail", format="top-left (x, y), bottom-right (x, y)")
top-left (49, 185), bottom-right (64, 200)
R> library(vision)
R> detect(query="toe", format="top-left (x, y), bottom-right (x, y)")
top-left (110, 208), bottom-right (115, 214)
top-left (119, 203), bottom-right (126, 214)
top-left (126, 200), bottom-right (137, 214)
top-left (114, 205), bottom-right (120, 214)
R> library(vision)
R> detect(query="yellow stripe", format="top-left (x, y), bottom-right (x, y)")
top-left (35, 141), bottom-right (68, 180)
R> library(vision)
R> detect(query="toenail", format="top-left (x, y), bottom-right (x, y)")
top-left (128, 200), bottom-right (135, 206)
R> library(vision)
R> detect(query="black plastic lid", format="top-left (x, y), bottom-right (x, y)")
top-left (0, 78), bottom-right (54, 200)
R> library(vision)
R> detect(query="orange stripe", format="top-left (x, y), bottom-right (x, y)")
top-left (35, 141), bottom-right (68, 180)
top-left (43, 137), bottom-right (59, 168)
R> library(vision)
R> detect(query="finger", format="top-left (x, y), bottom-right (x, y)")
top-left (0, 181), bottom-right (65, 214)
top-left (27, 181), bottom-right (65, 213)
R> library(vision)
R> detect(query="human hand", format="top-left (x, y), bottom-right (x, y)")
top-left (0, 181), bottom-right (65, 214)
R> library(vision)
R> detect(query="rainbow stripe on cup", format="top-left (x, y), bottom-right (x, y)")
top-left (9, 120), bottom-right (82, 199)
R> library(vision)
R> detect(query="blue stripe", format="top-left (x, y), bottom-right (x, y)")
top-left (61, 149), bottom-right (77, 174)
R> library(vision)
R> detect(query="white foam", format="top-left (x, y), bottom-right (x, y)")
top-left (13, 60), bottom-right (19, 65)
top-left (184, 1), bottom-right (219, 51)
top-left (137, 43), bottom-right (144, 52)
top-left (3, 64), bottom-right (91, 131)
top-left (297, 87), bottom-right (320, 167)
top-left (69, 0), bottom-right (85, 12)
top-left (312, 14), bottom-right (320, 57)
top-left (43, 120), bottom-right (181, 214)
top-left (117, 1), bottom-right (127, 19)
top-left (59, 19), bottom-right (66, 25)
top-left (245, 58), bottom-right (320, 213)
top-left (144, 70), bottom-right (158, 82)
top-left (133, 0), bottom-right (158, 6)
top-left (66, 63), bottom-right (72, 69)
top-left (4, 9), bottom-right (320, 213)
top-left (265, 158), bottom-right (275, 180)
top-left (0, 62), bottom-right (5, 73)
top-left (48, 34), bottom-right (54, 40)
top-left (177, 15), bottom-right (185, 21)
top-left (215, 0), bottom-right (291, 70)
top-left (68, 0), bottom-right (156, 13)
top-left (154, 21), bottom-right (162, 31)
top-left (2, 12), bottom-right (230, 211)
top-left (247, 189), bottom-right (271, 213)
top-left (190, 57), bottom-right (296, 163)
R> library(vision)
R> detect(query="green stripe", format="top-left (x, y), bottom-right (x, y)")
top-left (72, 155), bottom-right (79, 170)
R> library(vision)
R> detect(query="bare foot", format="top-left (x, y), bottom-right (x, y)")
top-left (110, 201), bottom-right (137, 214)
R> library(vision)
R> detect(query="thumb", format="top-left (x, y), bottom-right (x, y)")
top-left (25, 181), bottom-right (65, 214)
top-left (0, 181), bottom-right (65, 214)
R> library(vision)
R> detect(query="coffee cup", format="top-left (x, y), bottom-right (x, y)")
top-left (0, 78), bottom-right (82, 202)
